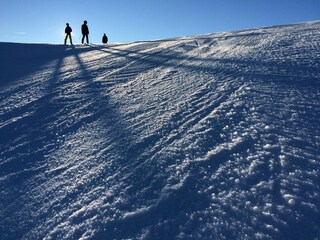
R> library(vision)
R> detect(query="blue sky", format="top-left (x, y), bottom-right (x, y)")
top-left (0, 0), bottom-right (319, 44)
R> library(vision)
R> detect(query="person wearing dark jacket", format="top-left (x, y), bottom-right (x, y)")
top-left (102, 33), bottom-right (108, 44)
top-left (64, 23), bottom-right (72, 45)
top-left (81, 20), bottom-right (89, 44)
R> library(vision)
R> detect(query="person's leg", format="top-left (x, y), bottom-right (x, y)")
top-left (69, 35), bottom-right (72, 45)
top-left (86, 34), bottom-right (89, 44)
top-left (82, 35), bottom-right (85, 44)
top-left (64, 35), bottom-right (68, 44)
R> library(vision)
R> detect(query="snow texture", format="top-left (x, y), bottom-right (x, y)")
top-left (1, 21), bottom-right (320, 240)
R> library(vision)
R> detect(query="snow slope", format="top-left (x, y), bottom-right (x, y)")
top-left (1, 21), bottom-right (320, 239)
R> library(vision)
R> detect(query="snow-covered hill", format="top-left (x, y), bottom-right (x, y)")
top-left (1, 21), bottom-right (320, 239)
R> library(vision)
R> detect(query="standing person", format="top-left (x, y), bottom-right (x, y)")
top-left (81, 20), bottom-right (89, 44)
top-left (64, 23), bottom-right (72, 45)
top-left (102, 33), bottom-right (108, 44)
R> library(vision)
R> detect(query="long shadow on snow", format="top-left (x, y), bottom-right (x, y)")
top-left (0, 45), bottom-right (124, 239)
top-left (44, 47), bottom-right (213, 239)
top-left (0, 46), bottom-right (96, 177)
top-left (0, 43), bottom-right (178, 239)
top-left (0, 43), bottom-right (78, 88)
top-left (0, 48), bottom-right (68, 239)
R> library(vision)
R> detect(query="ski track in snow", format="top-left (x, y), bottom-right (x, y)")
top-left (1, 21), bottom-right (320, 239)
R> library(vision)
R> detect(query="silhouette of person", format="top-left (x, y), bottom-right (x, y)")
top-left (102, 33), bottom-right (108, 44)
top-left (64, 23), bottom-right (72, 45)
top-left (81, 20), bottom-right (89, 44)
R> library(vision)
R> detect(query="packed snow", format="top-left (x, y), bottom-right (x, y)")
top-left (1, 21), bottom-right (320, 239)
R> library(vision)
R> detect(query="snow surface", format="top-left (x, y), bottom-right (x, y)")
top-left (1, 21), bottom-right (320, 239)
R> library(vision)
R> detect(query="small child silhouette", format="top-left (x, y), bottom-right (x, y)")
top-left (102, 33), bottom-right (108, 44)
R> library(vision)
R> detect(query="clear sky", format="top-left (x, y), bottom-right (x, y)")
top-left (0, 0), bottom-right (319, 44)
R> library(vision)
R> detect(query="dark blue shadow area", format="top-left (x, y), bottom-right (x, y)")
top-left (0, 52), bottom-right (64, 239)
top-left (0, 45), bottom-right (95, 177)
top-left (0, 56), bottom-right (61, 170)
top-left (0, 43), bottom-right (92, 88)
top-left (0, 45), bottom-right (112, 239)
